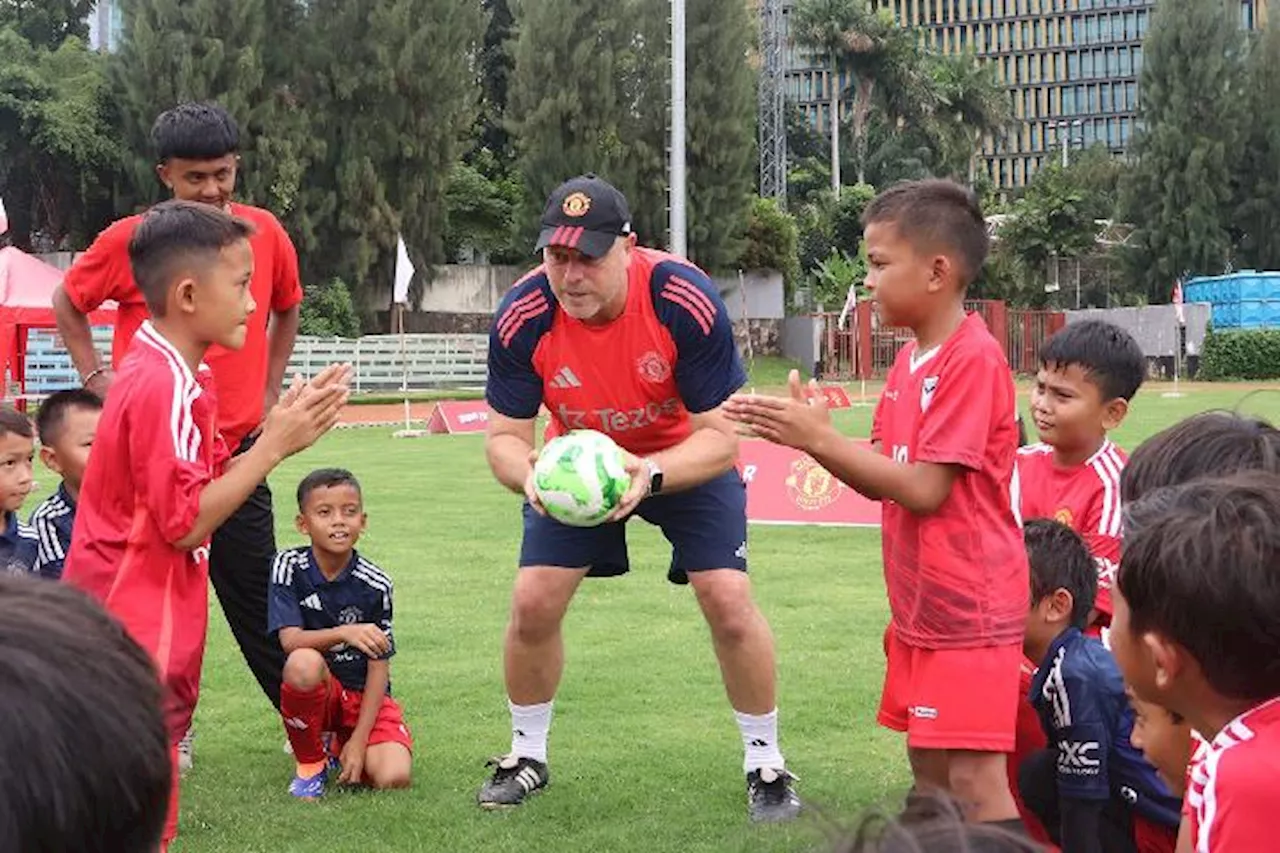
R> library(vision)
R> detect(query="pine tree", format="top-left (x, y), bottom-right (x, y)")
top-left (1119, 0), bottom-right (1245, 300)
top-left (1233, 24), bottom-right (1280, 270)
top-left (111, 0), bottom-right (317, 232)
top-left (683, 0), bottom-right (756, 272)
top-left (300, 0), bottom-right (483, 294)
top-left (508, 0), bottom-right (660, 241)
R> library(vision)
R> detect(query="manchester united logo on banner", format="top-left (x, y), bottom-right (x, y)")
top-left (785, 457), bottom-right (843, 510)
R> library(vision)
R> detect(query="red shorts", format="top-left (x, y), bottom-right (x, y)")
top-left (877, 627), bottom-right (1021, 752)
top-left (1010, 659), bottom-right (1054, 845)
top-left (323, 676), bottom-right (414, 755)
top-left (1132, 814), bottom-right (1177, 853)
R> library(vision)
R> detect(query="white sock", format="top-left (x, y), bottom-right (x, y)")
top-left (736, 708), bottom-right (785, 773)
top-left (509, 699), bottom-right (553, 763)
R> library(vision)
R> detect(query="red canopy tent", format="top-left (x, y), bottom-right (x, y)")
top-left (0, 247), bottom-right (116, 409)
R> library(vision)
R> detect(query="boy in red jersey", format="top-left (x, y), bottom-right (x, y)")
top-left (1112, 472), bottom-right (1280, 853)
top-left (726, 179), bottom-right (1027, 831)
top-left (480, 175), bottom-right (800, 822)
top-left (61, 200), bottom-right (349, 850)
top-left (1018, 319), bottom-right (1146, 629)
top-left (53, 103), bottom-right (303, 732)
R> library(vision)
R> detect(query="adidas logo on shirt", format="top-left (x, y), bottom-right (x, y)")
top-left (301, 594), bottom-right (322, 611)
top-left (549, 366), bottom-right (582, 389)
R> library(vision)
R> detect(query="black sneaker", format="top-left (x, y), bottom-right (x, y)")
top-left (477, 754), bottom-right (550, 808)
top-left (747, 768), bottom-right (802, 823)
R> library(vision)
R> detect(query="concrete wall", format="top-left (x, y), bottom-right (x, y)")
top-left (1065, 304), bottom-right (1210, 357)
top-left (781, 315), bottom-right (823, 371)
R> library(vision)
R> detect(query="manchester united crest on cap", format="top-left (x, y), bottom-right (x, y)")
top-left (562, 192), bottom-right (592, 217)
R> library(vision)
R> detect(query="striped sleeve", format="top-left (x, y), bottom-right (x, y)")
top-left (650, 261), bottom-right (746, 413)
top-left (29, 496), bottom-right (72, 580)
top-left (355, 557), bottom-right (395, 660)
top-left (127, 363), bottom-right (211, 545)
top-left (267, 549), bottom-right (306, 635)
top-left (486, 271), bottom-right (554, 419)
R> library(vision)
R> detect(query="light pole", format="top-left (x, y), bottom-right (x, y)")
top-left (670, 0), bottom-right (687, 257)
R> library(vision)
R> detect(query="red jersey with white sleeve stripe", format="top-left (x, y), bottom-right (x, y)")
top-left (1183, 697), bottom-right (1280, 853)
top-left (486, 246), bottom-right (747, 456)
top-left (870, 313), bottom-right (1027, 649)
top-left (1015, 440), bottom-right (1126, 618)
top-left (63, 321), bottom-right (229, 745)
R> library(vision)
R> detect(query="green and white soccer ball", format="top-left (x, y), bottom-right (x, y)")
top-left (533, 430), bottom-right (632, 527)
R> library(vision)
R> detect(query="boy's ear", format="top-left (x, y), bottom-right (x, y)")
top-left (1101, 397), bottom-right (1130, 431)
top-left (294, 514), bottom-right (307, 534)
top-left (926, 254), bottom-right (951, 294)
top-left (173, 275), bottom-right (199, 316)
top-left (1144, 631), bottom-right (1186, 691)
top-left (38, 445), bottom-right (62, 477)
top-left (1048, 587), bottom-right (1076, 624)
top-left (155, 161), bottom-right (173, 191)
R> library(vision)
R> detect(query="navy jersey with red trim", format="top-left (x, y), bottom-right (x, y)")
top-left (1030, 627), bottom-right (1181, 829)
top-left (486, 247), bottom-right (747, 456)
top-left (267, 546), bottom-right (395, 693)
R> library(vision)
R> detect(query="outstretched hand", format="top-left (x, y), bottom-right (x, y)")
top-left (723, 370), bottom-right (836, 453)
top-left (260, 363), bottom-right (353, 459)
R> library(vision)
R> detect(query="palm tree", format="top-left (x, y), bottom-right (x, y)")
top-left (927, 52), bottom-right (1014, 183)
top-left (792, 0), bottom-right (933, 188)
top-left (790, 0), bottom-right (864, 196)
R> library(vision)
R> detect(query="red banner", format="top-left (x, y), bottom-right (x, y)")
top-left (739, 439), bottom-right (881, 527)
top-left (427, 400), bottom-right (490, 434)
top-left (819, 385), bottom-right (853, 409)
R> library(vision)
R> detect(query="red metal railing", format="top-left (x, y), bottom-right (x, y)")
top-left (820, 301), bottom-right (1065, 379)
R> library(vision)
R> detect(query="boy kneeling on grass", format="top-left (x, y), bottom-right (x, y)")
top-left (269, 467), bottom-right (413, 799)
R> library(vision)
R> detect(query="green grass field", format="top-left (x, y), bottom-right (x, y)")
top-left (169, 380), bottom-right (1280, 852)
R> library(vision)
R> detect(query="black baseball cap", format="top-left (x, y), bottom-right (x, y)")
top-left (534, 174), bottom-right (633, 259)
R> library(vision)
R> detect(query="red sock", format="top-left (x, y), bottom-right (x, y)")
top-left (281, 682), bottom-right (329, 765)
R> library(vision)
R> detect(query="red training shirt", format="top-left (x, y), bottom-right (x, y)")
top-left (1184, 696), bottom-right (1280, 852)
top-left (1015, 440), bottom-right (1126, 618)
top-left (871, 313), bottom-right (1028, 649)
top-left (486, 247), bottom-right (746, 457)
top-left (61, 202), bottom-right (303, 448)
top-left (62, 322), bottom-right (229, 734)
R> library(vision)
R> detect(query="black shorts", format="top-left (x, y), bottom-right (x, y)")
top-left (518, 470), bottom-right (748, 584)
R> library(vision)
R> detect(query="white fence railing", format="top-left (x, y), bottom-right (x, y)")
top-left (23, 330), bottom-right (490, 395)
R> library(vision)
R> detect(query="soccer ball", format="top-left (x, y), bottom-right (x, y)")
top-left (533, 430), bottom-right (632, 527)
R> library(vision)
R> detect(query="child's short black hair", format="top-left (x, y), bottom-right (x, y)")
top-left (297, 467), bottom-right (363, 511)
top-left (0, 405), bottom-right (33, 441)
top-left (1121, 411), bottom-right (1280, 503)
top-left (35, 388), bottom-right (102, 446)
top-left (150, 102), bottom-right (240, 162)
top-left (1119, 471), bottom-right (1280, 702)
top-left (1025, 518), bottom-right (1097, 629)
top-left (861, 179), bottom-right (989, 287)
top-left (128, 200), bottom-right (255, 315)
top-left (0, 575), bottom-right (170, 853)
top-left (1040, 319), bottom-right (1147, 402)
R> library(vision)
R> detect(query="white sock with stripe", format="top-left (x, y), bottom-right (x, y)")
top-left (736, 708), bottom-right (785, 773)
top-left (509, 699), bottom-right (553, 764)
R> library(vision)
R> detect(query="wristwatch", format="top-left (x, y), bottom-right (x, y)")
top-left (644, 458), bottom-right (664, 496)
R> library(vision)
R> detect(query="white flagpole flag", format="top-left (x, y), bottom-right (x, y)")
top-left (0, 197), bottom-right (8, 235)
top-left (1172, 278), bottom-right (1185, 326)
top-left (393, 234), bottom-right (414, 305)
